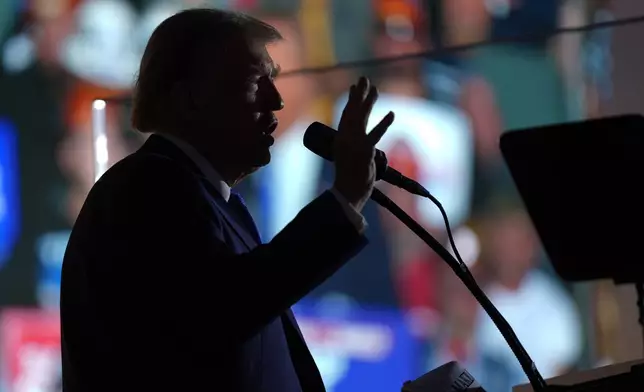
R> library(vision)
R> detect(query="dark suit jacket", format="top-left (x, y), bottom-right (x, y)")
top-left (60, 135), bottom-right (368, 392)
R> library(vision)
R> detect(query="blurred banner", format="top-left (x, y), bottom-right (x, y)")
top-left (294, 301), bottom-right (420, 392)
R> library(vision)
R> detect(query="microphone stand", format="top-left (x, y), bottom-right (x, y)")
top-left (370, 188), bottom-right (548, 392)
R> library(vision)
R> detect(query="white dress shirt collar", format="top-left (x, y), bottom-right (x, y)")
top-left (156, 133), bottom-right (231, 201)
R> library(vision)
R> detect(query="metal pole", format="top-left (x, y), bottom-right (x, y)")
top-left (91, 99), bottom-right (109, 183)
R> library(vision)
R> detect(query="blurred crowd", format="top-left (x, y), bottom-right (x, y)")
top-left (0, 0), bottom-right (618, 391)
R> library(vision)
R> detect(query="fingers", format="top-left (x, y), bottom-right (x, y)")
top-left (361, 84), bottom-right (378, 129)
top-left (367, 111), bottom-right (395, 145)
top-left (341, 77), bottom-right (376, 135)
top-left (344, 78), bottom-right (368, 116)
top-left (344, 84), bottom-right (360, 113)
top-left (355, 77), bottom-right (369, 102)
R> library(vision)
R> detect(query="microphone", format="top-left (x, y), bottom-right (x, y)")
top-left (303, 122), bottom-right (430, 197)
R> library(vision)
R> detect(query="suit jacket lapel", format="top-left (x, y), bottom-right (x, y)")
top-left (206, 187), bottom-right (259, 251)
top-left (284, 309), bottom-right (305, 341)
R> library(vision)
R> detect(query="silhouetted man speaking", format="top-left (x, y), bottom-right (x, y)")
top-left (60, 8), bottom-right (395, 392)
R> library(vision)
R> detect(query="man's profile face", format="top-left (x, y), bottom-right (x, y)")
top-left (193, 38), bottom-right (284, 171)
top-left (261, 18), bottom-right (312, 139)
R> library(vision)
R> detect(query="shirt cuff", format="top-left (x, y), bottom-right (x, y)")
top-left (329, 188), bottom-right (368, 235)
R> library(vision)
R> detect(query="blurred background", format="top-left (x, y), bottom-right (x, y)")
top-left (0, 0), bottom-right (643, 391)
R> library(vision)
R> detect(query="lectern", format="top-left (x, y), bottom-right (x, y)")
top-left (501, 114), bottom-right (644, 391)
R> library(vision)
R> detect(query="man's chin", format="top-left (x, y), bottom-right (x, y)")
top-left (250, 149), bottom-right (272, 169)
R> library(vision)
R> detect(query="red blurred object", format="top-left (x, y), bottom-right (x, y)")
top-left (447, 339), bottom-right (469, 362)
top-left (375, 0), bottom-right (421, 24)
top-left (397, 254), bottom-right (441, 340)
top-left (0, 309), bottom-right (61, 391)
top-left (383, 138), bottom-right (424, 219)
top-left (387, 139), bottom-right (420, 179)
top-left (397, 254), bottom-right (438, 311)
top-left (65, 82), bottom-right (122, 131)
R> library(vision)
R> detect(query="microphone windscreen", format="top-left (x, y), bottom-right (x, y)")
top-left (303, 121), bottom-right (390, 180)
top-left (303, 122), bottom-right (336, 161)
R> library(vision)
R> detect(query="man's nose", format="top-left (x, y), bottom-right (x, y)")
top-left (265, 80), bottom-right (284, 111)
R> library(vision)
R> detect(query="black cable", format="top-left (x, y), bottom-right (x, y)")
top-left (370, 187), bottom-right (548, 392)
top-left (278, 13), bottom-right (644, 77)
top-left (104, 13), bottom-right (644, 104)
top-left (422, 190), bottom-right (469, 272)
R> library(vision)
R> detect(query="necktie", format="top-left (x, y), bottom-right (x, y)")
top-left (228, 192), bottom-right (262, 243)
